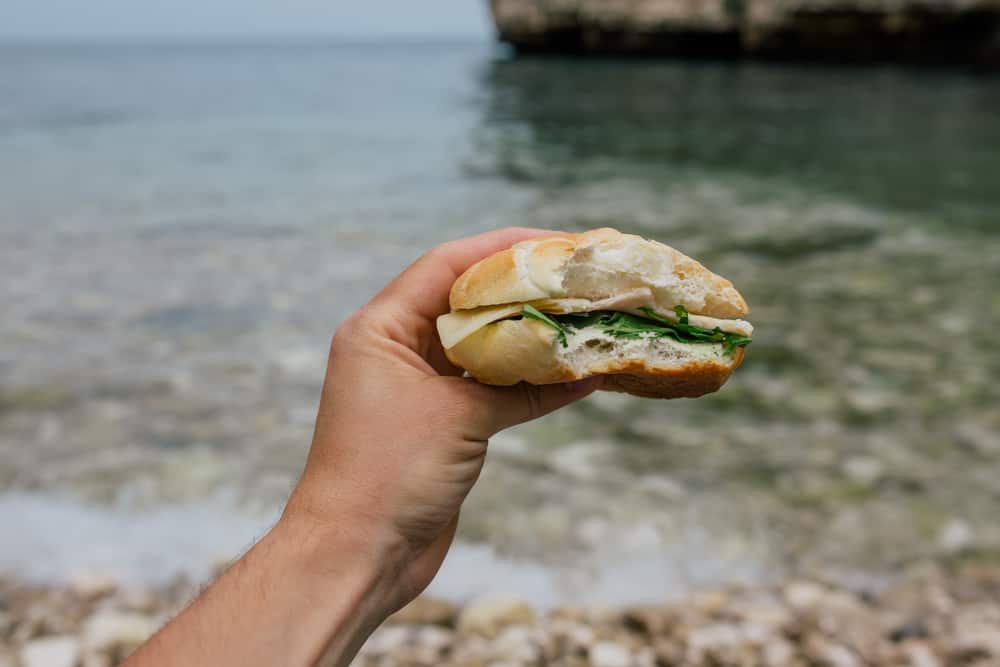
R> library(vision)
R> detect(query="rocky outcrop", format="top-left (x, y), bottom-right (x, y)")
top-left (488, 0), bottom-right (1000, 63)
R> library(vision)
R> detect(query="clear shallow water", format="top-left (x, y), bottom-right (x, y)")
top-left (1, 41), bottom-right (999, 602)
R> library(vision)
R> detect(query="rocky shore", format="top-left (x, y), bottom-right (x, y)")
top-left (3, 563), bottom-right (1000, 666)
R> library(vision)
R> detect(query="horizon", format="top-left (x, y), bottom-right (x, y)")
top-left (0, 33), bottom-right (495, 45)
top-left (1, 0), bottom-right (492, 41)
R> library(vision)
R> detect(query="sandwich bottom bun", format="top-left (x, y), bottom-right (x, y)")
top-left (444, 319), bottom-right (745, 400)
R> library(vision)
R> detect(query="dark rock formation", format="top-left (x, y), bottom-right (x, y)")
top-left (488, 0), bottom-right (1000, 64)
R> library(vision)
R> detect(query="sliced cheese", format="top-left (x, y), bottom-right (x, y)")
top-left (436, 291), bottom-right (753, 350)
top-left (437, 303), bottom-right (525, 350)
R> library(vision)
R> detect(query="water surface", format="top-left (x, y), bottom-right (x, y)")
top-left (1, 41), bottom-right (999, 601)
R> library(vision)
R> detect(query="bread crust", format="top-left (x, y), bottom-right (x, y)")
top-left (449, 228), bottom-right (749, 319)
top-left (444, 318), bottom-right (745, 399)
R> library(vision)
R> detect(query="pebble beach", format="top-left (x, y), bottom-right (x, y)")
top-left (4, 563), bottom-right (1000, 666)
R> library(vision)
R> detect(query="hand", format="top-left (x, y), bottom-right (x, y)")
top-left (285, 227), bottom-right (597, 610)
top-left (125, 228), bottom-right (596, 667)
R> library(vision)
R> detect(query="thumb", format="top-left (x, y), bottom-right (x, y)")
top-left (461, 377), bottom-right (600, 440)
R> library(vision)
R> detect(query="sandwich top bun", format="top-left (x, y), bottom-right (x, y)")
top-left (450, 227), bottom-right (748, 319)
top-left (438, 228), bottom-right (752, 399)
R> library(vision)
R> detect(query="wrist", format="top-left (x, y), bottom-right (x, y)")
top-left (261, 510), bottom-right (404, 665)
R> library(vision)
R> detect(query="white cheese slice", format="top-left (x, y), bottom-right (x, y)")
top-left (437, 302), bottom-right (525, 350)
top-left (436, 290), bottom-right (753, 349)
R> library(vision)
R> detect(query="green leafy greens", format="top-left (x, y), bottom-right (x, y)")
top-left (519, 304), bottom-right (750, 355)
top-left (521, 304), bottom-right (569, 348)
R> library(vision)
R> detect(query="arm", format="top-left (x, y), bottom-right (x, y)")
top-left (124, 227), bottom-right (597, 667)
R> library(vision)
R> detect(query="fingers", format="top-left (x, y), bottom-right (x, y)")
top-left (363, 227), bottom-right (570, 376)
top-left (371, 227), bottom-right (566, 323)
top-left (460, 378), bottom-right (600, 441)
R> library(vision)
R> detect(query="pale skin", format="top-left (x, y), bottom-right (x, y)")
top-left (124, 228), bottom-right (598, 667)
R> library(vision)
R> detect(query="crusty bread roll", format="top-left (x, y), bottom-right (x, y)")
top-left (437, 228), bottom-right (752, 399)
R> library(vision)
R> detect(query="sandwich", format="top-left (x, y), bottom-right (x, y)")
top-left (436, 228), bottom-right (752, 398)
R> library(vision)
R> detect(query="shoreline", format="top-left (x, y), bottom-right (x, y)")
top-left (3, 562), bottom-right (999, 666)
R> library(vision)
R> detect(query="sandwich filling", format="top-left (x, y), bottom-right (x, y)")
top-left (522, 305), bottom-right (752, 356)
top-left (436, 288), bottom-right (753, 355)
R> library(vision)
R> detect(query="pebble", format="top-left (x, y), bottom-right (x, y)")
top-left (82, 610), bottom-right (156, 653)
top-left (69, 573), bottom-right (119, 602)
top-left (589, 640), bottom-right (633, 667)
top-left (4, 568), bottom-right (1000, 667)
top-left (21, 636), bottom-right (80, 667)
top-left (784, 580), bottom-right (828, 609)
top-left (457, 596), bottom-right (535, 638)
top-left (362, 625), bottom-right (412, 654)
top-left (937, 519), bottom-right (974, 553)
top-left (389, 595), bottom-right (458, 627)
top-left (901, 641), bottom-right (942, 667)
top-left (491, 625), bottom-right (541, 662)
top-left (842, 456), bottom-right (884, 486)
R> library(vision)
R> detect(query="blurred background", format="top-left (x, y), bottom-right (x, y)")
top-left (2, 0), bottom-right (1000, 631)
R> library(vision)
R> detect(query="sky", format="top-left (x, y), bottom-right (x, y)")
top-left (0, 0), bottom-right (493, 40)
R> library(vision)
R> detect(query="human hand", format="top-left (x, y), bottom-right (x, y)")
top-left (284, 227), bottom-right (597, 614)
top-left (125, 228), bottom-right (597, 667)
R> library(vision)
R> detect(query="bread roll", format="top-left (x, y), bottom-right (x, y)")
top-left (438, 228), bottom-right (751, 399)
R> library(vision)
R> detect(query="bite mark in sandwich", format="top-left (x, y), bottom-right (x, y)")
top-left (436, 228), bottom-right (753, 399)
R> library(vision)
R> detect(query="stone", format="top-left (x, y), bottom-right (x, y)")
top-left (937, 519), bottom-right (974, 553)
top-left (491, 625), bottom-right (542, 662)
top-left (621, 606), bottom-right (674, 636)
top-left (685, 623), bottom-right (752, 665)
top-left (901, 641), bottom-right (942, 667)
top-left (589, 640), bottom-right (632, 667)
top-left (361, 625), bottom-right (412, 655)
top-left (69, 573), bottom-right (119, 601)
top-left (652, 638), bottom-right (684, 665)
top-left (450, 635), bottom-right (491, 664)
top-left (842, 456), bottom-right (884, 486)
top-left (119, 588), bottom-right (161, 613)
top-left (803, 634), bottom-right (860, 667)
top-left (762, 638), bottom-right (797, 667)
top-left (416, 625), bottom-right (455, 652)
top-left (731, 596), bottom-right (792, 632)
top-left (457, 596), bottom-right (535, 638)
top-left (389, 595), bottom-right (459, 627)
top-left (784, 580), bottom-right (828, 609)
top-left (689, 589), bottom-right (733, 617)
top-left (80, 653), bottom-right (113, 667)
top-left (83, 610), bottom-right (156, 654)
top-left (21, 636), bottom-right (80, 667)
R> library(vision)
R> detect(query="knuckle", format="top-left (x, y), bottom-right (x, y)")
top-left (330, 308), bottom-right (370, 354)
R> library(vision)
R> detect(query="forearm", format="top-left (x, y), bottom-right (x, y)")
top-left (125, 513), bottom-right (398, 667)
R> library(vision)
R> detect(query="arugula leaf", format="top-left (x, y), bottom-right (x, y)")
top-left (521, 304), bottom-right (568, 348)
top-left (723, 335), bottom-right (753, 355)
top-left (563, 308), bottom-right (750, 356)
top-left (517, 304), bottom-right (750, 355)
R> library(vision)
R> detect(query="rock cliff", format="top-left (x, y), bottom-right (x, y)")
top-left (489, 0), bottom-right (1000, 63)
